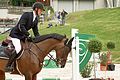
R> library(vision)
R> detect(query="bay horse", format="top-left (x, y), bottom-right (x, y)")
top-left (0, 33), bottom-right (74, 80)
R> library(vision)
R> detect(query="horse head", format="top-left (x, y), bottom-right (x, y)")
top-left (55, 37), bottom-right (74, 68)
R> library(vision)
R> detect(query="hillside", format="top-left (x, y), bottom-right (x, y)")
top-left (39, 8), bottom-right (120, 51)
top-left (0, 8), bottom-right (120, 62)
top-left (39, 8), bottom-right (120, 62)
top-left (66, 8), bottom-right (120, 52)
top-left (67, 8), bottom-right (120, 62)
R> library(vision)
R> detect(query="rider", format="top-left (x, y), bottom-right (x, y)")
top-left (5, 2), bottom-right (45, 71)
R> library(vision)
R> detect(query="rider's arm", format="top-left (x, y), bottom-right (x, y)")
top-left (32, 17), bottom-right (40, 37)
top-left (18, 12), bottom-right (29, 36)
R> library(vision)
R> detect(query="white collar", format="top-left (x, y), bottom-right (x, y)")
top-left (33, 11), bottom-right (37, 22)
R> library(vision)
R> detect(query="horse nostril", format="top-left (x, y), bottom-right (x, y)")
top-left (61, 65), bottom-right (65, 68)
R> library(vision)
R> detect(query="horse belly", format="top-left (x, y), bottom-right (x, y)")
top-left (0, 59), bottom-right (7, 80)
top-left (17, 57), bottom-right (41, 75)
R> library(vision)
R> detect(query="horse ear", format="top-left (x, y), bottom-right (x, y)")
top-left (66, 37), bottom-right (74, 47)
top-left (64, 38), bottom-right (68, 45)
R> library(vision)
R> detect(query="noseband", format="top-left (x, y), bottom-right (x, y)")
top-left (55, 45), bottom-right (70, 64)
top-left (44, 45), bottom-right (70, 66)
top-left (45, 46), bottom-right (68, 63)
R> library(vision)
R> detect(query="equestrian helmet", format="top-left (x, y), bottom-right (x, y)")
top-left (32, 2), bottom-right (45, 11)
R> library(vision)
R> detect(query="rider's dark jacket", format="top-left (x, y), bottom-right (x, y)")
top-left (9, 12), bottom-right (40, 40)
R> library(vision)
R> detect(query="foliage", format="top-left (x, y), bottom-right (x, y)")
top-left (0, 33), bottom-right (8, 41)
top-left (107, 41), bottom-right (115, 50)
top-left (80, 62), bottom-right (93, 78)
top-left (88, 39), bottom-right (102, 53)
top-left (88, 39), bottom-right (102, 78)
top-left (100, 53), bottom-right (108, 66)
top-left (10, 0), bottom-right (35, 6)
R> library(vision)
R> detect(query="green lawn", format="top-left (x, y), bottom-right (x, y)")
top-left (0, 8), bottom-right (120, 63)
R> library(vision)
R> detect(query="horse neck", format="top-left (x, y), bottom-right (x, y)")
top-left (36, 39), bottom-right (60, 59)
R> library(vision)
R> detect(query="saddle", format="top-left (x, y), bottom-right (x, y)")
top-left (0, 38), bottom-right (30, 59)
top-left (0, 39), bottom-right (15, 58)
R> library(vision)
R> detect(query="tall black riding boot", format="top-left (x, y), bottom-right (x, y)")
top-left (5, 51), bottom-right (17, 72)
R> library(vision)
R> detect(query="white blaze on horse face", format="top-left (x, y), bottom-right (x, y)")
top-left (56, 60), bottom-right (62, 68)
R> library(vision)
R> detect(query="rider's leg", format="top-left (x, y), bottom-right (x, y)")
top-left (5, 38), bottom-right (21, 71)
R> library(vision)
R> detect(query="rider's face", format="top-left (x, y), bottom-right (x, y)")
top-left (37, 9), bottom-right (43, 15)
top-left (35, 8), bottom-right (43, 15)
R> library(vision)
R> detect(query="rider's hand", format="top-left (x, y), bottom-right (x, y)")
top-left (25, 32), bottom-right (30, 36)
top-left (27, 36), bottom-right (33, 42)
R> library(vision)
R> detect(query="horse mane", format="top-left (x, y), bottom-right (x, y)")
top-left (33, 33), bottom-right (66, 43)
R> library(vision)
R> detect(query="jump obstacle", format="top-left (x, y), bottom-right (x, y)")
top-left (72, 28), bottom-right (95, 80)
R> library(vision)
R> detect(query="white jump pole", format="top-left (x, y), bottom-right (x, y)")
top-left (72, 28), bottom-right (80, 80)
top-left (76, 36), bottom-right (81, 80)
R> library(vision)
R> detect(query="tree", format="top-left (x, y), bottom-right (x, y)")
top-left (107, 41), bottom-right (115, 50)
top-left (106, 41), bottom-right (115, 64)
top-left (88, 39), bottom-right (102, 78)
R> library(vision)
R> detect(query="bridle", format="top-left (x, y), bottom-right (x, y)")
top-left (55, 45), bottom-right (70, 65)
top-left (26, 41), bottom-right (70, 67)
top-left (43, 45), bottom-right (70, 67)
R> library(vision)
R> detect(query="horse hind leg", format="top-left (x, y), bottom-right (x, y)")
top-left (0, 70), bottom-right (5, 80)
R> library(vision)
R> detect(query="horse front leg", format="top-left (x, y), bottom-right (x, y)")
top-left (0, 70), bottom-right (5, 80)
top-left (25, 73), bottom-right (32, 80)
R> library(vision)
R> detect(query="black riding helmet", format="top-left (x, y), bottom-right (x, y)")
top-left (32, 2), bottom-right (45, 15)
top-left (32, 2), bottom-right (45, 11)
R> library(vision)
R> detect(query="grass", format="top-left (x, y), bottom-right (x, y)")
top-left (67, 8), bottom-right (120, 51)
top-left (0, 8), bottom-right (120, 63)
top-left (0, 33), bottom-right (9, 41)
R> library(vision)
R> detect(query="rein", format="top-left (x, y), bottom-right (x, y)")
top-left (24, 40), bottom-right (69, 67)
top-left (24, 42), bottom-right (43, 66)
top-left (56, 46), bottom-right (68, 62)
top-left (26, 42), bottom-right (57, 67)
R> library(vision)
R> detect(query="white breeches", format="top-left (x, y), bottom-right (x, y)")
top-left (11, 38), bottom-right (21, 54)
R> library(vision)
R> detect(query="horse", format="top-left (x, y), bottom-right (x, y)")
top-left (0, 33), bottom-right (74, 80)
